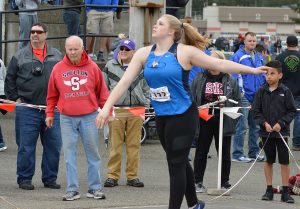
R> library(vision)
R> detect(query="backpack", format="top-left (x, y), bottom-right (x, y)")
top-left (10, 0), bottom-right (19, 15)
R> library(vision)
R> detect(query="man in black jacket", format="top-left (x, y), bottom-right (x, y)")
top-left (275, 35), bottom-right (300, 151)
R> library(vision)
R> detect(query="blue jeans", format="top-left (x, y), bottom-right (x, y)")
top-left (53, 0), bottom-right (62, 5)
top-left (18, 13), bottom-right (38, 49)
top-left (63, 10), bottom-right (80, 35)
top-left (292, 99), bottom-right (300, 148)
top-left (60, 112), bottom-right (102, 192)
top-left (232, 96), bottom-right (260, 159)
top-left (15, 106), bottom-right (62, 184)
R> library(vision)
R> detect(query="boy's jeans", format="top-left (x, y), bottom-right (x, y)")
top-left (232, 96), bottom-right (260, 159)
top-left (60, 112), bottom-right (102, 192)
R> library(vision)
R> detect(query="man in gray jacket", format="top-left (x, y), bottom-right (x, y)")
top-left (5, 23), bottom-right (63, 190)
top-left (102, 39), bottom-right (150, 188)
top-left (16, 0), bottom-right (41, 49)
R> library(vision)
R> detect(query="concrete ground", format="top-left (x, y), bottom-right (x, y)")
top-left (1, 114), bottom-right (300, 209)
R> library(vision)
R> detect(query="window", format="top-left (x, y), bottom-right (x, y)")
top-left (255, 13), bottom-right (261, 20)
top-left (284, 14), bottom-right (289, 21)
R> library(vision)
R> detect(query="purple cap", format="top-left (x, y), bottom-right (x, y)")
top-left (118, 39), bottom-right (136, 51)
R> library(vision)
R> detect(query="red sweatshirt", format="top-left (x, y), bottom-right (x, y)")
top-left (46, 51), bottom-right (109, 117)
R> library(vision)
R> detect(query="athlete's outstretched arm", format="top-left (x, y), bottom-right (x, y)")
top-left (95, 47), bottom-right (150, 128)
top-left (180, 44), bottom-right (270, 74)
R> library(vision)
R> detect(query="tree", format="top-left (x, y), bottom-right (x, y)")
top-left (290, 4), bottom-right (300, 24)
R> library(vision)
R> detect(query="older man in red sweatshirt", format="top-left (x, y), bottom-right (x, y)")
top-left (46, 35), bottom-right (109, 201)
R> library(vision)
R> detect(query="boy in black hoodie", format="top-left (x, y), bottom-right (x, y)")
top-left (253, 60), bottom-right (297, 203)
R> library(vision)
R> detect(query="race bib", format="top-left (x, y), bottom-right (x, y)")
top-left (150, 86), bottom-right (171, 102)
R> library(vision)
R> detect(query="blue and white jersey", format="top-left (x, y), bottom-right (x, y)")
top-left (144, 43), bottom-right (193, 116)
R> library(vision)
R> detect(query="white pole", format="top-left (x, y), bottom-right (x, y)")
top-left (217, 107), bottom-right (224, 189)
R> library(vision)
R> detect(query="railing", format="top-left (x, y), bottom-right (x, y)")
top-left (0, 4), bottom-right (130, 59)
top-left (0, 3), bottom-right (182, 60)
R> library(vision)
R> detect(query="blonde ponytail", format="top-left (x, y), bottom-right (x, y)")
top-left (162, 14), bottom-right (210, 50)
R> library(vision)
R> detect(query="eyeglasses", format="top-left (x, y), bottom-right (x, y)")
top-left (30, 30), bottom-right (45, 35)
top-left (119, 46), bottom-right (131, 51)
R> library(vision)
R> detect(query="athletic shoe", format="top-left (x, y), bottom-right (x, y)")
top-left (249, 154), bottom-right (265, 162)
top-left (194, 200), bottom-right (205, 209)
top-left (88, 53), bottom-right (97, 61)
top-left (281, 192), bottom-right (295, 203)
top-left (62, 191), bottom-right (80, 201)
top-left (221, 181), bottom-right (231, 189)
top-left (195, 182), bottom-right (206, 193)
top-left (232, 156), bottom-right (252, 163)
top-left (44, 182), bottom-right (61, 189)
top-left (0, 143), bottom-right (7, 151)
top-left (86, 189), bottom-right (106, 199)
top-left (104, 178), bottom-right (118, 187)
top-left (19, 182), bottom-right (34, 190)
top-left (127, 178), bottom-right (144, 187)
top-left (261, 190), bottom-right (273, 201)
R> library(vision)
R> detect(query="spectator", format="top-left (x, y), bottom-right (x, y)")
top-left (274, 37), bottom-right (282, 54)
top-left (231, 32), bottom-right (265, 163)
top-left (46, 36), bottom-right (109, 201)
top-left (103, 39), bottom-right (150, 188)
top-left (115, 0), bottom-right (124, 20)
top-left (191, 51), bottom-right (241, 193)
top-left (233, 33), bottom-right (244, 53)
top-left (16, 0), bottom-right (41, 49)
top-left (0, 59), bottom-right (7, 152)
top-left (166, 0), bottom-right (189, 18)
top-left (85, 0), bottom-right (118, 62)
top-left (63, 0), bottom-right (83, 35)
top-left (95, 14), bottom-right (270, 209)
top-left (255, 43), bottom-right (271, 63)
top-left (253, 60), bottom-right (296, 203)
top-left (5, 23), bottom-right (63, 190)
top-left (275, 35), bottom-right (300, 151)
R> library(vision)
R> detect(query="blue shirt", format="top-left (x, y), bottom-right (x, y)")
top-left (144, 43), bottom-right (193, 116)
top-left (85, 0), bottom-right (118, 12)
top-left (230, 45), bottom-right (265, 103)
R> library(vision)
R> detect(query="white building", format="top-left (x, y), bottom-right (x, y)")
top-left (202, 5), bottom-right (300, 37)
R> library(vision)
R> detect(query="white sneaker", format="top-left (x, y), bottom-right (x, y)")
top-left (232, 156), bottom-right (252, 163)
top-left (195, 182), bottom-right (206, 193)
top-left (62, 191), bottom-right (80, 201)
top-left (86, 189), bottom-right (106, 199)
top-left (250, 154), bottom-right (265, 162)
top-left (0, 143), bottom-right (7, 152)
top-left (88, 53), bottom-right (97, 61)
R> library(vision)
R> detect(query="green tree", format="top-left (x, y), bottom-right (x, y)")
top-left (290, 4), bottom-right (300, 24)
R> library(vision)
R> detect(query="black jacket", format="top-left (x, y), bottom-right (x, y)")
top-left (190, 71), bottom-right (241, 136)
top-left (253, 83), bottom-right (296, 138)
top-left (5, 45), bottom-right (63, 105)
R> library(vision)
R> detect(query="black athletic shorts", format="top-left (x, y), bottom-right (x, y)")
top-left (261, 137), bottom-right (289, 165)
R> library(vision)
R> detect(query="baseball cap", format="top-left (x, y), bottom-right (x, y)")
top-left (119, 39), bottom-right (136, 51)
top-left (286, 35), bottom-right (298, 47)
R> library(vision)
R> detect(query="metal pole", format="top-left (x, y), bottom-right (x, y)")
top-left (83, 4), bottom-right (87, 49)
top-left (217, 107), bottom-right (224, 189)
top-left (0, 12), bottom-right (2, 60)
